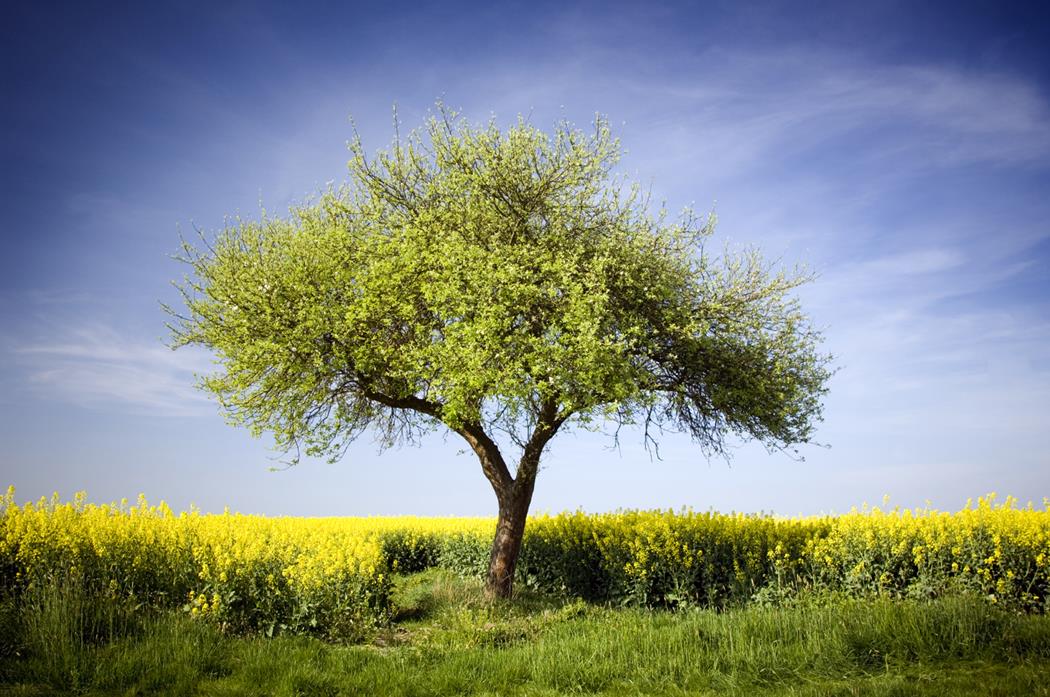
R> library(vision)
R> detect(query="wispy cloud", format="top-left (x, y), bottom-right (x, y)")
top-left (806, 241), bottom-right (1050, 441)
top-left (13, 325), bottom-right (214, 416)
top-left (570, 49), bottom-right (1050, 197)
top-left (857, 248), bottom-right (967, 276)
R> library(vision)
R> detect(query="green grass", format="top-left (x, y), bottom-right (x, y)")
top-left (2, 569), bottom-right (1049, 696)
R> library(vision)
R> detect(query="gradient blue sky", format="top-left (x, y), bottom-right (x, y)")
top-left (2, 1), bottom-right (1048, 516)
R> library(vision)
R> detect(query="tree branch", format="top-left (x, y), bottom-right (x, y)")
top-left (455, 422), bottom-right (514, 499)
top-left (357, 386), bottom-right (444, 420)
top-left (516, 396), bottom-right (567, 487)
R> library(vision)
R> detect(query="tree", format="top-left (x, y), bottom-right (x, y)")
top-left (168, 106), bottom-right (832, 599)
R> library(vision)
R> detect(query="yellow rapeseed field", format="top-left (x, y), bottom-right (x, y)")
top-left (2, 487), bottom-right (1047, 638)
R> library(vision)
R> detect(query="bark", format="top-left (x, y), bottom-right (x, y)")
top-left (486, 479), bottom-right (536, 598)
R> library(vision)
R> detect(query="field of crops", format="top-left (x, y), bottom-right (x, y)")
top-left (2, 488), bottom-right (1048, 641)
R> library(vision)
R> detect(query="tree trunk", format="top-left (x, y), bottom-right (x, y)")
top-left (456, 400), bottom-right (562, 600)
top-left (486, 483), bottom-right (534, 598)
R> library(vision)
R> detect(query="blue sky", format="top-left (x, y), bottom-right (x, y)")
top-left (2, 1), bottom-right (1048, 516)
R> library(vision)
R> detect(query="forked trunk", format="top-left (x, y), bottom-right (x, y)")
top-left (486, 484), bottom-right (534, 598)
top-left (456, 404), bottom-right (561, 600)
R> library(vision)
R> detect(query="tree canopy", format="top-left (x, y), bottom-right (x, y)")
top-left (169, 106), bottom-right (831, 597)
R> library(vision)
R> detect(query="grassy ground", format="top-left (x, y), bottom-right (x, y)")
top-left (2, 569), bottom-right (1049, 696)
